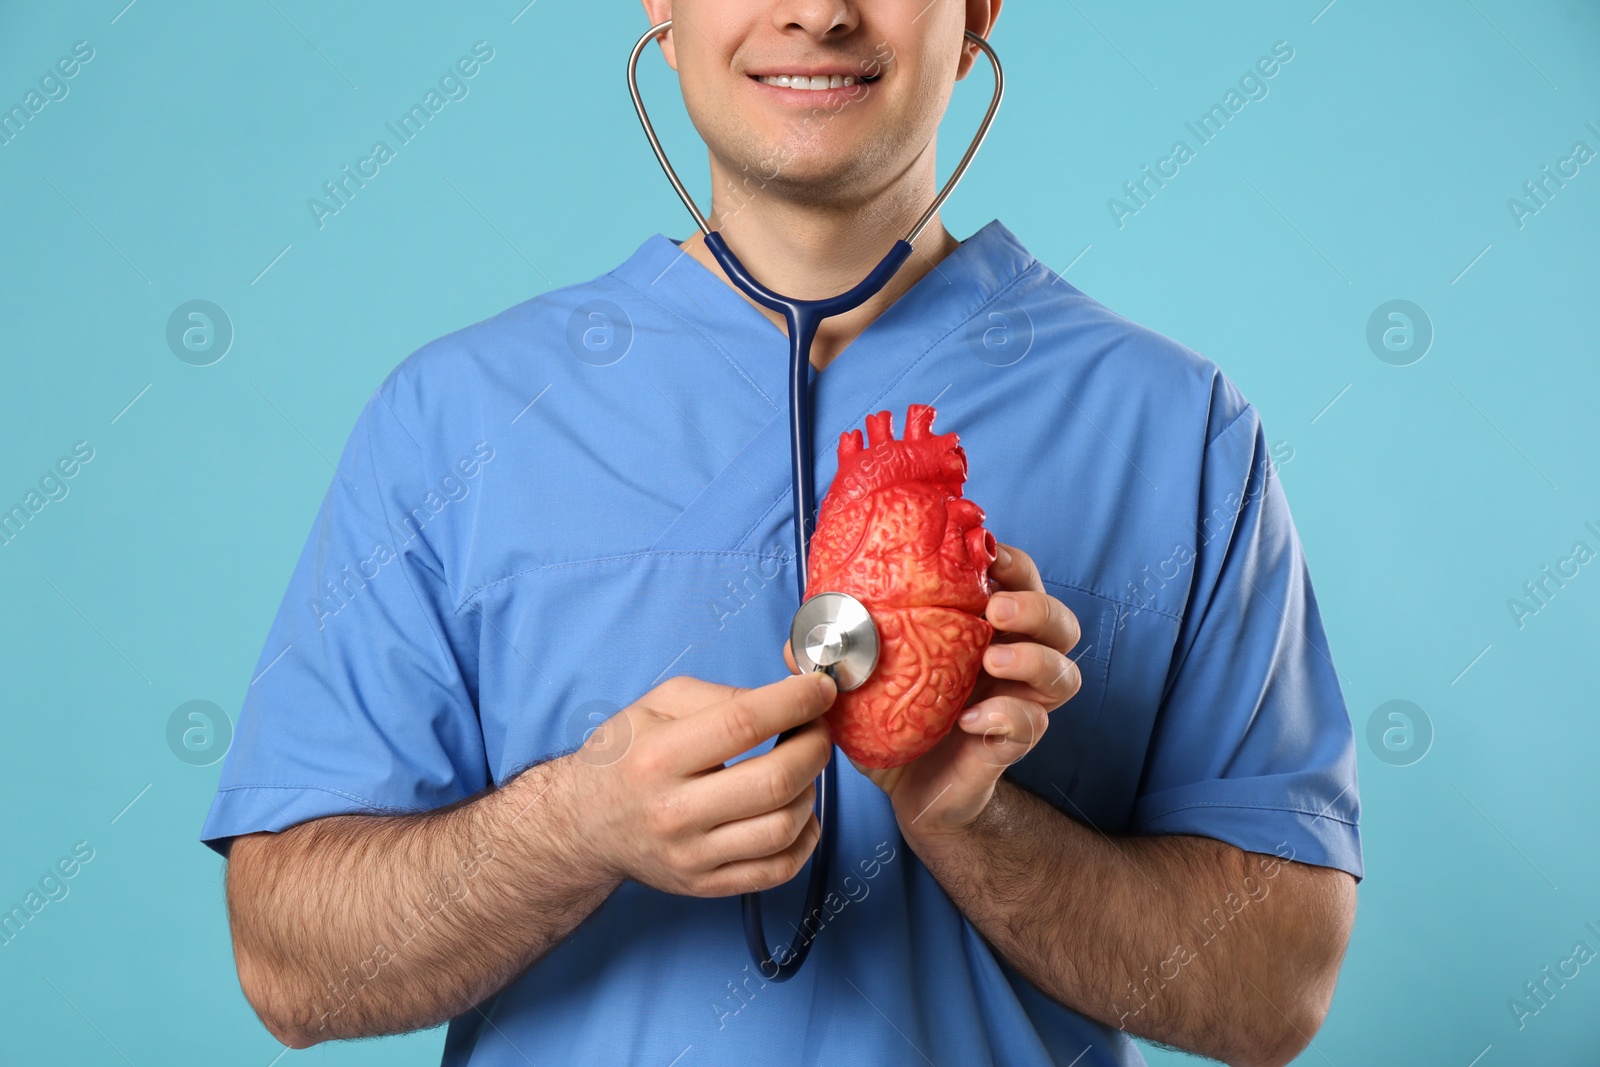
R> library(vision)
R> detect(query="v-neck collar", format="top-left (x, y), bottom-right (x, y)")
top-left (608, 218), bottom-right (1038, 554)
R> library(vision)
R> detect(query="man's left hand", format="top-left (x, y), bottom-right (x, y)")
top-left (785, 541), bottom-right (1081, 844)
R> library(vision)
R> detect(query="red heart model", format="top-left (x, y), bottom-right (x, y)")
top-left (804, 404), bottom-right (998, 769)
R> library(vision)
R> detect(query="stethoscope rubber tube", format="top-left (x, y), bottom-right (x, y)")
top-left (721, 232), bottom-right (907, 982)
top-left (627, 20), bottom-right (1005, 981)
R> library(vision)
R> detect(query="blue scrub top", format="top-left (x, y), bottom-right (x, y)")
top-left (202, 219), bottom-right (1362, 1066)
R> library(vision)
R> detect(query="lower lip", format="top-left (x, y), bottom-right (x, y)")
top-left (747, 77), bottom-right (877, 107)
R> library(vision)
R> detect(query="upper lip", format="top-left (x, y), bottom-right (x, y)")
top-left (746, 64), bottom-right (879, 78)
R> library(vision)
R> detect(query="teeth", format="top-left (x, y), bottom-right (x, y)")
top-left (758, 74), bottom-right (858, 90)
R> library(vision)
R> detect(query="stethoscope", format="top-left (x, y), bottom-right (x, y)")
top-left (627, 20), bottom-right (1003, 981)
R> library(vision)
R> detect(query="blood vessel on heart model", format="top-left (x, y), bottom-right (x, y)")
top-left (804, 404), bottom-right (998, 769)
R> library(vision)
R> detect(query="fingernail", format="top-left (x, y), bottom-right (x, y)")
top-left (988, 645), bottom-right (1015, 667)
top-left (996, 545), bottom-right (1011, 567)
top-left (992, 596), bottom-right (1016, 622)
top-left (960, 708), bottom-right (980, 724)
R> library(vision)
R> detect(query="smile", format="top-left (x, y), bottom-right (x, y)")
top-left (753, 73), bottom-right (873, 90)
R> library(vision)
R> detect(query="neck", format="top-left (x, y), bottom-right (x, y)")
top-left (677, 149), bottom-right (960, 372)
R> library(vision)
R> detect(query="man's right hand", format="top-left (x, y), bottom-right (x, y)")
top-left (572, 671), bottom-right (837, 899)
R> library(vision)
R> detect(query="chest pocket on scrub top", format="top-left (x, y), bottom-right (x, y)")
top-left (1002, 582), bottom-right (1117, 814)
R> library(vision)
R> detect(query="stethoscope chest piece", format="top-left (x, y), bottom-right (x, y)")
top-left (790, 592), bottom-right (879, 692)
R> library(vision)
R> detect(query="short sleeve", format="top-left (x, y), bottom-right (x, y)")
top-left (199, 378), bottom-right (488, 857)
top-left (1130, 404), bottom-right (1363, 880)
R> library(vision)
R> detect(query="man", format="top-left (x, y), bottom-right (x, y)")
top-left (204, 1), bottom-right (1362, 1064)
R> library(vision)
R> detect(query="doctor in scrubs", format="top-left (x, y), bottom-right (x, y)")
top-left (205, 2), bottom-right (1362, 1065)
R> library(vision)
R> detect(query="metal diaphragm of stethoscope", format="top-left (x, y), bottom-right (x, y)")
top-left (627, 20), bottom-right (1004, 981)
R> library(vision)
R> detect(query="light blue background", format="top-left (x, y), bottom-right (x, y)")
top-left (1, 1), bottom-right (1596, 1064)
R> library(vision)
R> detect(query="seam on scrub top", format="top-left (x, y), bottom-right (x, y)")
top-left (717, 264), bottom-right (1188, 624)
top-left (1138, 798), bottom-right (1359, 828)
top-left (541, 548), bottom-right (791, 569)
top-left (455, 550), bottom-right (794, 613)
top-left (608, 271), bottom-right (778, 411)
top-left (1039, 575), bottom-right (1182, 624)
top-left (212, 783), bottom-right (397, 810)
top-left (731, 265), bottom-right (1048, 551)
top-left (364, 381), bottom-right (482, 712)
top-left (857, 265), bottom-right (1042, 421)
top-left (1206, 399), bottom-right (1258, 450)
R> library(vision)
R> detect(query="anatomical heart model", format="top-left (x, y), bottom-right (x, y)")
top-left (805, 404), bottom-right (998, 768)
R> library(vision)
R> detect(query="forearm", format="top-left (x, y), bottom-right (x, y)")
top-left (905, 778), bottom-right (1352, 1067)
top-left (227, 754), bottom-right (620, 1046)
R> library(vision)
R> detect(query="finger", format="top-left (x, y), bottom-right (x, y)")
top-left (987, 589), bottom-right (1080, 656)
top-left (701, 809), bottom-right (822, 897)
top-left (989, 541), bottom-right (1045, 593)
top-left (681, 719), bottom-right (832, 828)
top-left (636, 675), bottom-right (752, 721)
top-left (981, 641), bottom-right (1082, 708)
top-left (972, 675), bottom-right (1083, 714)
top-left (781, 637), bottom-right (799, 676)
top-left (664, 671), bottom-right (837, 769)
top-left (957, 695), bottom-right (1050, 766)
top-left (697, 779), bottom-right (818, 865)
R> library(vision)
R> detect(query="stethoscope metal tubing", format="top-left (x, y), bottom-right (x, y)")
top-left (627, 19), bottom-right (1003, 981)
